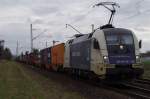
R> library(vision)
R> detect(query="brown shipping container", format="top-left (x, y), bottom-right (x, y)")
top-left (51, 43), bottom-right (65, 71)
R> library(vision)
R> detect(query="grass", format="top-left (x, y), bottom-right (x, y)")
top-left (0, 60), bottom-right (85, 99)
top-left (143, 61), bottom-right (150, 79)
top-left (0, 60), bottom-right (44, 99)
top-left (0, 60), bottom-right (148, 99)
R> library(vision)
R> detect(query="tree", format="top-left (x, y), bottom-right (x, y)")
top-left (0, 46), bottom-right (4, 59)
top-left (33, 49), bottom-right (39, 55)
top-left (141, 51), bottom-right (150, 57)
top-left (3, 48), bottom-right (12, 60)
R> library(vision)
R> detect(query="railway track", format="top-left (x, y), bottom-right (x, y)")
top-left (23, 64), bottom-right (150, 99)
top-left (72, 77), bottom-right (150, 99)
top-left (120, 81), bottom-right (150, 99)
top-left (83, 78), bottom-right (150, 99)
top-left (134, 79), bottom-right (150, 85)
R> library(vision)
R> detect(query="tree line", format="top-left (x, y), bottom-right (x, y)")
top-left (141, 51), bottom-right (150, 57)
top-left (0, 47), bottom-right (12, 60)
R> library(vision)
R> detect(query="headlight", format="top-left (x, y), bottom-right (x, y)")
top-left (103, 56), bottom-right (108, 60)
top-left (136, 55), bottom-right (141, 63)
top-left (136, 55), bottom-right (140, 59)
top-left (103, 56), bottom-right (109, 63)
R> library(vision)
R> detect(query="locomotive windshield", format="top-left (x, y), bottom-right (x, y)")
top-left (105, 33), bottom-right (133, 45)
top-left (104, 28), bottom-right (136, 64)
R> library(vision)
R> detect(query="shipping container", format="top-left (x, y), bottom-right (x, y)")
top-left (40, 47), bottom-right (51, 69)
top-left (29, 52), bottom-right (40, 66)
top-left (51, 43), bottom-right (65, 71)
top-left (40, 49), bottom-right (46, 67)
top-left (28, 53), bottom-right (33, 65)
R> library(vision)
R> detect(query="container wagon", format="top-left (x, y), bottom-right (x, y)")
top-left (51, 43), bottom-right (65, 71)
top-left (40, 47), bottom-right (51, 69)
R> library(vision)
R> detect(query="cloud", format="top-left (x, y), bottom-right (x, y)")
top-left (0, 0), bottom-right (150, 54)
top-left (32, 5), bottom-right (60, 16)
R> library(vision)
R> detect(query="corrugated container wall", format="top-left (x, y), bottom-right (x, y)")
top-left (51, 43), bottom-right (65, 71)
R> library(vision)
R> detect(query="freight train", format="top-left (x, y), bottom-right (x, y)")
top-left (18, 25), bottom-right (144, 80)
top-left (18, 2), bottom-right (144, 80)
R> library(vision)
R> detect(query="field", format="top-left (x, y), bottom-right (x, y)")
top-left (143, 61), bottom-right (150, 79)
top-left (0, 60), bottom-right (130, 99)
top-left (0, 60), bottom-right (85, 99)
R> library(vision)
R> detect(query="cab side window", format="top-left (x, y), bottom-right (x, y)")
top-left (93, 39), bottom-right (100, 49)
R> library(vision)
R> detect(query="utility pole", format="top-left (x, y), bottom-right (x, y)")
top-left (91, 24), bottom-right (94, 32)
top-left (30, 24), bottom-right (33, 52)
top-left (30, 24), bottom-right (47, 52)
top-left (46, 41), bottom-right (48, 48)
top-left (16, 41), bottom-right (19, 57)
top-left (52, 40), bottom-right (59, 46)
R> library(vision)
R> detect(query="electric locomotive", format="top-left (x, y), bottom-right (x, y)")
top-left (64, 2), bottom-right (144, 79)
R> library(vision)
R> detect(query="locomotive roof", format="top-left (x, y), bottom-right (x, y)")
top-left (70, 34), bottom-right (91, 44)
top-left (102, 28), bottom-right (132, 35)
top-left (67, 28), bottom-right (133, 45)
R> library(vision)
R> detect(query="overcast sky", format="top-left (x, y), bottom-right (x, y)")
top-left (0, 0), bottom-right (150, 55)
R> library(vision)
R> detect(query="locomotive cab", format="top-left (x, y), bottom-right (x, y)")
top-left (92, 28), bottom-right (144, 79)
